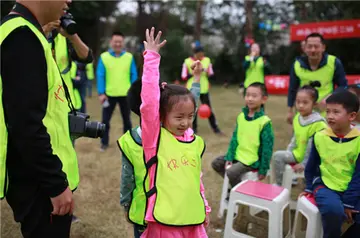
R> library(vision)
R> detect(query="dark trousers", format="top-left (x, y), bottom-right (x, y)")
top-left (211, 156), bottom-right (252, 187)
top-left (193, 93), bottom-right (219, 133)
top-left (86, 80), bottom-right (92, 97)
top-left (73, 82), bottom-right (87, 113)
top-left (101, 96), bottom-right (132, 146)
top-left (314, 180), bottom-right (360, 238)
top-left (15, 194), bottom-right (72, 238)
top-left (134, 224), bottom-right (146, 238)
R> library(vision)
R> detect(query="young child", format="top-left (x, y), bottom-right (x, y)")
top-left (212, 83), bottom-right (274, 187)
top-left (118, 61), bottom-right (203, 237)
top-left (347, 84), bottom-right (360, 130)
top-left (137, 27), bottom-right (210, 238)
top-left (273, 82), bottom-right (327, 186)
top-left (302, 90), bottom-right (360, 238)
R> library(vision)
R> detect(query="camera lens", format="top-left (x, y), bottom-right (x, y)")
top-left (85, 121), bottom-right (105, 138)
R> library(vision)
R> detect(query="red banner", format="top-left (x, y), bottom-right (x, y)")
top-left (265, 75), bottom-right (360, 95)
top-left (290, 20), bottom-right (360, 42)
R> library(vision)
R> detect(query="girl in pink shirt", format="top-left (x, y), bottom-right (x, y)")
top-left (139, 27), bottom-right (210, 238)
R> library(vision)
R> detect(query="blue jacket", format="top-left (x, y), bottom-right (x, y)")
top-left (96, 49), bottom-right (138, 95)
top-left (287, 53), bottom-right (347, 107)
top-left (305, 127), bottom-right (360, 209)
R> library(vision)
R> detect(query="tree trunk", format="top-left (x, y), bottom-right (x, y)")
top-left (194, 0), bottom-right (204, 41)
top-left (245, 0), bottom-right (253, 39)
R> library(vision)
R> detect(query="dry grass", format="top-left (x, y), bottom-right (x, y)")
top-left (1, 86), bottom-right (296, 238)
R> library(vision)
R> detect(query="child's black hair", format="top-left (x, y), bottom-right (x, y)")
top-left (127, 80), bottom-right (196, 122)
top-left (247, 82), bottom-right (268, 97)
top-left (159, 84), bottom-right (196, 121)
top-left (326, 90), bottom-right (360, 113)
top-left (297, 81), bottom-right (321, 102)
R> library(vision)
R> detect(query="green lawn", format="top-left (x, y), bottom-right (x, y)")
top-left (1, 86), bottom-right (296, 238)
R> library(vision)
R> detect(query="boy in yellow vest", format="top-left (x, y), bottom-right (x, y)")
top-left (302, 90), bottom-right (360, 238)
top-left (212, 83), bottom-right (274, 188)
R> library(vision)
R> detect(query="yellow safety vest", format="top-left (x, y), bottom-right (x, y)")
top-left (235, 112), bottom-right (271, 165)
top-left (100, 51), bottom-right (133, 97)
top-left (244, 55), bottom-right (265, 88)
top-left (53, 34), bottom-right (77, 111)
top-left (294, 55), bottom-right (336, 103)
top-left (151, 128), bottom-right (206, 226)
top-left (86, 62), bottom-right (95, 81)
top-left (117, 128), bottom-right (148, 226)
top-left (0, 16), bottom-right (79, 199)
top-left (185, 57), bottom-right (211, 94)
top-left (292, 113), bottom-right (327, 163)
top-left (69, 61), bottom-right (83, 110)
top-left (315, 128), bottom-right (360, 192)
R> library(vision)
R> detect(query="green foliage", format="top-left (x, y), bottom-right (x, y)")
top-left (69, 1), bottom-right (119, 20)
top-left (159, 30), bottom-right (190, 82)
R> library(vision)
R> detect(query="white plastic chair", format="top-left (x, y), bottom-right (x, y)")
top-left (224, 180), bottom-right (291, 238)
top-left (292, 195), bottom-right (323, 238)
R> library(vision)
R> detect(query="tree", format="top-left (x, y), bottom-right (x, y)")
top-left (69, 1), bottom-right (120, 60)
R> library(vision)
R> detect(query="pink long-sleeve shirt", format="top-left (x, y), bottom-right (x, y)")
top-left (140, 50), bottom-right (211, 223)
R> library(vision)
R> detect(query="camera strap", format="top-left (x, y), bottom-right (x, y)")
top-left (59, 69), bottom-right (77, 114)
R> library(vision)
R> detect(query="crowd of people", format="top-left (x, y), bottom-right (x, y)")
top-left (1, 1), bottom-right (360, 238)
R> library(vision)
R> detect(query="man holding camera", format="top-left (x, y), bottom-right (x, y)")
top-left (43, 11), bottom-right (93, 114)
top-left (1, 1), bottom-right (80, 237)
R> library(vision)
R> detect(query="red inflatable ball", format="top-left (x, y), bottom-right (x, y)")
top-left (198, 104), bottom-right (211, 119)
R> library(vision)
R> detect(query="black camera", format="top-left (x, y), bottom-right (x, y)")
top-left (68, 112), bottom-right (105, 139)
top-left (60, 12), bottom-right (77, 35)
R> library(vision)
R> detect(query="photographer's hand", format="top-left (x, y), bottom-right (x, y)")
top-left (50, 187), bottom-right (74, 216)
top-left (42, 20), bottom-right (60, 38)
top-left (59, 30), bottom-right (90, 60)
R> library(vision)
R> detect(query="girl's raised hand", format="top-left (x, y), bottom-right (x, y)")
top-left (144, 27), bottom-right (167, 53)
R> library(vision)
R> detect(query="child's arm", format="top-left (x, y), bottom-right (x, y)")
top-left (200, 172), bottom-right (211, 214)
top-left (286, 135), bottom-right (296, 152)
top-left (343, 154), bottom-right (360, 210)
top-left (258, 122), bottom-right (274, 176)
top-left (304, 140), bottom-right (321, 193)
top-left (120, 156), bottom-right (135, 211)
top-left (190, 60), bottom-right (202, 109)
top-left (140, 50), bottom-right (161, 162)
top-left (301, 137), bottom-right (314, 167)
top-left (140, 28), bottom-right (166, 162)
top-left (225, 123), bottom-right (238, 162)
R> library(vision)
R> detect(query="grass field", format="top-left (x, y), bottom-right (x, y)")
top-left (1, 86), bottom-right (296, 238)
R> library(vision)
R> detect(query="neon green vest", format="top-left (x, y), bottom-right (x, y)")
top-left (53, 34), bottom-right (77, 111)
top-left (185, 57), bottom-right (211, 94)
top-left (294, 55), bottom-right (336, 103)
top-left (0, 17), bottom-right (79, 199)
top-left (292, 113), bottom-right (327, 163)
top-left (235, 112), bottom-right (271, 165)
top-left (86, 62), bottom-right (95, 81)
top-left (244, 56), bottom-right (265, 88)
top-left (70, 61), bottom-right (82, 110)
top-left (118, 128), bottom-right (148, 226)
top-left (315, 129), bottom-right (360, 192)
top-left (101, 51), bottom-right (132, 97)
top-left (152, 128), bottom-right (206, 226)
